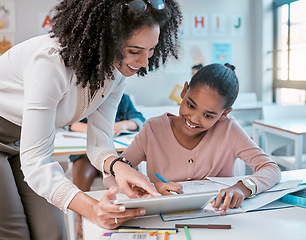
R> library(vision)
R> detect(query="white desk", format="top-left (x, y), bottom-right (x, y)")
top-left (52, 132), bottom-right (133, 156)
top-left (253, 118), bottom-right (306, 169)
top-left (229, 102), bottom-right (275, 137)
top-left (83, 170), bottom-right (306, 240)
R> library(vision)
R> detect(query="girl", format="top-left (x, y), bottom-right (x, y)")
top-left (0, 0), bottom-right (182, 238)
top-left (117, 63), bottom-right (281, 215)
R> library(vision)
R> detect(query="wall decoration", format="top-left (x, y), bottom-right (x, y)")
top-left (39, 12), bottom-right (53, 35)
top-left (0, 0), bottom-right (15, 33)
top-left (191, 14), bottom-right (208, 37)
top-left (188, 41), bottom-right (208, 67)
top-left (212, 42), bottom-right (232, 64)
top-left (211, 14), bottom-right (226, 37)
top-left (179, 13), bottom-right (188, 37)
top-left (165, 40), bottom-right (209, 73)
top-left (231, 14), bottom-right (244, 37)
top-left (0, 33), bottom-right (13, 55)
top-left (169, 84), bottom-right (183, 105)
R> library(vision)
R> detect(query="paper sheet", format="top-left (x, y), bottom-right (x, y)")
top-left (100, 232), bottom-right (157, 240)
top-left (179, 180), bottom-right (221, 194)
top-left (161, 178), bottom-right (306, 222)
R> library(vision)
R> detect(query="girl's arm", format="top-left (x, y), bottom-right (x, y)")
top-left (211, 120), bottom-right (281, 215)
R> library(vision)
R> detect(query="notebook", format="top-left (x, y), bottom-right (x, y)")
top-left (280, 188), bottom-right (306, 208)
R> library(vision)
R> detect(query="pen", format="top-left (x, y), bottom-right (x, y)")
top-left (214, 197), bottom-right (225, 203)
top-left (118, 229), bottom-right (177, 234)
top-left (114, 139), bottom-right (129, 147)
top-left (176, 224), bottom-right (231, 229)
top-left (119, 227), bottom-right (178, 232)
top-left (155, 172), bottom-right (170, 184)
top-left (184, 226), bottom-right (191, 240)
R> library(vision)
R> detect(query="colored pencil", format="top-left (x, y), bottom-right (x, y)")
top-left (176, 224), bottom-right (231, 229)
top-left (184, 226), bottom-right (191, 240)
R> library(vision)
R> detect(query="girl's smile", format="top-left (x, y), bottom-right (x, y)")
top-left (170, 82), bottom-right (232, 150)
top-left (184, 118), bottom-right (202, 129)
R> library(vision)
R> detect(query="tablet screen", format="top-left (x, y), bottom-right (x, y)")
top-left (113, 191), bottom-right (218, 216)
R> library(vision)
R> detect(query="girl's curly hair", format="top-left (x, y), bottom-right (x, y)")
top-left (50, 0), bottom-right (182, 90)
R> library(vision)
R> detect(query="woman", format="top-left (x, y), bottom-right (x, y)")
top-left (0, 0), bottom-right (182, 239)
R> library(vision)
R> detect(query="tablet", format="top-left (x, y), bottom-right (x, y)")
top-left (113, 191), bottom-right (218, 216)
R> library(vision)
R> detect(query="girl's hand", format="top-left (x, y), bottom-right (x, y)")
top-left (113, 162), bottom-right (161, 198)
top-left (154, 182), bottom-right (183, 195)
top-left (93, 187), bottom-right (146, 229)
top-left (211, 181), bottom-right (251, 215)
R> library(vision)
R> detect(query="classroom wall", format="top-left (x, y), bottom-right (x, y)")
top-left (125, 0), bottom-right (274, 106)
top-left (11, 0), bottom-right (274, 106)
top-left (14, 0), bottom-right (58, 43)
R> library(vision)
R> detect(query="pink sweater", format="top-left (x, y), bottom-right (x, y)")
top-left (121, 113), bottom-right (281, 194)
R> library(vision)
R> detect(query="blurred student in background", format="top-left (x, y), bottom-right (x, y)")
top-left (192, 63), bottom-right (204, 76)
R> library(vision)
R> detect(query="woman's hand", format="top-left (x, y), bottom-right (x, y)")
top-left (92, 187), bottom-right (146, 229)
top-left (154, 182), bottom-right (183, 195)
top-left (113, 162), bottom-right (161, 198)
top-left (211, 181), bottom-right (251, 215)
top-left (68, 187), bottom-right (146, 230)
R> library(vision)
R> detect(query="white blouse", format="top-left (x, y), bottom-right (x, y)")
top-left (0, 34), bottom-right (126, 211)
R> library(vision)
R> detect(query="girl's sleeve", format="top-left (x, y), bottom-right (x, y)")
top-left (232, 122), bottom-right (281, 194)
top-left (86, 75), bottom-right (126, 178)
top-left (120, 121), bottom-right (149, 168)
top-left (21, 49), bottom-right (80, 212)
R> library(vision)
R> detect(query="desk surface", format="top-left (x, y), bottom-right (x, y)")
top-left (53, 131), bottom-right (133, 155)
top-left (83, 169), bottom-right (306, 240)
top-left (52, 147), bottom-right (126, 156)
top-left (253, 118), bottom-right (306, 135)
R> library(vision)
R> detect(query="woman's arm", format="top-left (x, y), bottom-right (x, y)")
top-left (86, 76), bottom-right (159, 199)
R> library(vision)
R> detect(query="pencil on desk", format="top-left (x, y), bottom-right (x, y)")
top-left (118, 229), bottom-right (177, 234)
top-left (184, 226), bottom-right (191, 240)
top-left (176, 224), bottom-right (231, 229)
top-left (164, 231), bottom-right (169, 240)
top-left (120, 227), bottom-right (178, 232)
top-left (114, 139), bottom-right (129, 147)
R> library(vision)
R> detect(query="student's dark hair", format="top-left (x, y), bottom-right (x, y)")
top-left (50, 0), bottom-right (182, 90)
top-left (192, 64), bottom-right (203, 71)
top-left (189, 63), bottom-right (239, 110)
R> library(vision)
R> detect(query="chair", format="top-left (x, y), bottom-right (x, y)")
top-left (261, 104), bottom-right (306, 170)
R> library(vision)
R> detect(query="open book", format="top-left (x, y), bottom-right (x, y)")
top-left (161, 177), bottom-right (306, 222)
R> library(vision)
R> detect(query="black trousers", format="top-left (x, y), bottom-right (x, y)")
top-left (0, 117), bottom-right (67, 240)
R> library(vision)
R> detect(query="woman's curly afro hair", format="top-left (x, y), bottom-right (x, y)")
top-left (50, 0), bottom-right (182, 90)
